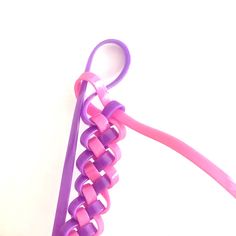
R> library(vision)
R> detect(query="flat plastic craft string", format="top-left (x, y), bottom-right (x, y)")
top-left (52, 39), bottom-right (236, 236)
top-left (52, 39), bottom-right (130, 236)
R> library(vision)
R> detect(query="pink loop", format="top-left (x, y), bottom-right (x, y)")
top-left (91, 113), bottom-right (110, 133)
top-left (84, 162), bottom-right (101, 182)
top-left (74, 72), bottom-right (111, 106)
top-left (82, 184), bottom-right (97, 205)
top-left (88, 137), bottom-right (106, 158)
top-left (76, 208), bottom-right (90, 227)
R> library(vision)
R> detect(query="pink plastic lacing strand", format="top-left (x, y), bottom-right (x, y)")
top-left (76, 72), bottom-right (236, 199)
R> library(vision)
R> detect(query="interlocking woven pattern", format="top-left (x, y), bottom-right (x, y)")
top-left (60, 101), bottom-right (126, 236)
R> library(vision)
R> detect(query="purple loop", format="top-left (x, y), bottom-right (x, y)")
top-left (81, 39), bottom-right (131, 126)
top-left (94, 151), bottom-right (115, 172)
top-left (85, 39), bottom-right (131, 89)
top-left (75, 174), bottom-right (89, 194)
top-left (86, 200), bottom-right (105, 219)
top-left (60, 218), bottom-right (78, 236)
top-left (80, 126), bottom-right (98, 149)
top-left (102, 100), bottom-right (125, 119)
top-left (98, 127), bottom-right (118, 147)
top-left (78, 222), bottom-right (97, 236)
top-left (76, 150), bottom-right (94, 175)
top-left (68, 196), bottom-right (86, 219)
top-left (93, 175), bottom-right (111, 194)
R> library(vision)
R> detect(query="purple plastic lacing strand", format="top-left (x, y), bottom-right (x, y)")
top-left (52, 39), bottom-right (130, 236)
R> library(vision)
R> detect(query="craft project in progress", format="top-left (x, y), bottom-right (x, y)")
top-left (52, 39), bottom-right (236, 236)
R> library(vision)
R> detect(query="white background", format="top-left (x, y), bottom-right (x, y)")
top-left (0, 1), bottom-right (236, 235)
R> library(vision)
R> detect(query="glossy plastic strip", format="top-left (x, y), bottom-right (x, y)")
top-left (52, 39), bottom-right (130, 236)
top-left (81, 68), bottom-right (236, 199)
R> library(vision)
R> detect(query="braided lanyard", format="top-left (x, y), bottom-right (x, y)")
top-left (52, 39), bottom-right (236, 236)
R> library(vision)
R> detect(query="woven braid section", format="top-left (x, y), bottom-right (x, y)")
top-left (60, 101), bottom-right (126, 236)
